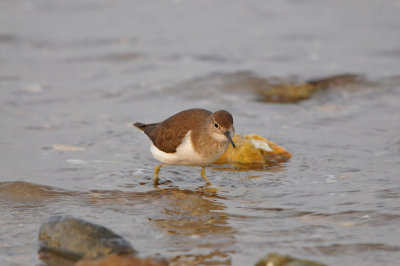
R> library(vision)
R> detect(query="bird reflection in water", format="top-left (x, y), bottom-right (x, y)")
top-left (88, 187), bottom-right (236, 265)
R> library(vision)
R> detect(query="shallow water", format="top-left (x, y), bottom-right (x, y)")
top-left (1, 0), bottom-right (400, 265)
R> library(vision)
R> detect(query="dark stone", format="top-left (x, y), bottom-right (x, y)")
top-left (38, 216), bottom-right (136, 263)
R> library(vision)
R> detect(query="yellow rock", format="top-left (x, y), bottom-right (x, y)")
top-left (214, 134), bottom-right (291, 169)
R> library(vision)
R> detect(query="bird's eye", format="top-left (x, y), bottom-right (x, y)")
top-left (214, 122), bottom-right (219, 128)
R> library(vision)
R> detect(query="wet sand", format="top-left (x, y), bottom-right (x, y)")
top-left (1, 0), bottom-right (400, 265)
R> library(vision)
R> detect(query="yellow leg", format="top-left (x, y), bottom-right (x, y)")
top-left (200, 166), bottom-right (212, 185)
top-left (153, 163), bottom-right (165, 185)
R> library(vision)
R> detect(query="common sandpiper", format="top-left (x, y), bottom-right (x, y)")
top-left (134, 108), bottom-right (235, 185)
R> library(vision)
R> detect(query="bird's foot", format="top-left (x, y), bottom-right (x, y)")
top-left (200, 166), bottom-right (212, 185)
top-left (153, 163), bottom-right (165, 185)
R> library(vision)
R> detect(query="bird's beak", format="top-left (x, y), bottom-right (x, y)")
top-left (224, 131), bottom-right (236, 148)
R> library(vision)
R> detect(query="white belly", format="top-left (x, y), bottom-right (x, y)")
top-left (150, 130), bottom-right (219, 166)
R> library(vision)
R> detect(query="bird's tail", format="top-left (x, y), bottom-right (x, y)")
top-left (133, 122), bottom-right (158, 132)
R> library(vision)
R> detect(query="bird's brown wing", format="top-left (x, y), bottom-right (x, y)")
top-left (134, 109), bottom-right (211, 153)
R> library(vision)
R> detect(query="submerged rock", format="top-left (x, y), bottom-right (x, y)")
top-left (254, 253), bottom-right (325, 266)
top-left (233, 73), bottom-right (364, 103)
top-left (0, 181), bottom-right (74, 202)
top-left (170, 71), bottom-right (367, 104)
top-left (75, 254), bottom-right (168, 266)
top-left (214, 134), bottom-right (291, 168)
top-left (38, 216), bottom-right (135, 264)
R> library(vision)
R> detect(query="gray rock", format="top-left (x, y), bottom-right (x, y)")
top-left (38, 216), bottom-right (136, 262)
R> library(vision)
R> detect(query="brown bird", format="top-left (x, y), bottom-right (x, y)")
top-left (134, 108), bottom-right (235, 185)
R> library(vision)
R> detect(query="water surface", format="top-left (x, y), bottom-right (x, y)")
top-left (1, 0), bottom-right (400, 265)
